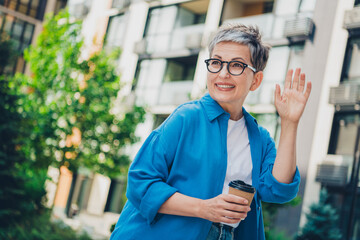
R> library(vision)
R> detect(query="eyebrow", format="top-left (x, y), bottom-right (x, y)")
top-left (213, 55), bottom-right (247, 62)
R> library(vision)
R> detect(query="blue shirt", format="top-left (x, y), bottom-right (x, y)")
top-left (110, 93), bottom-right (300, 240)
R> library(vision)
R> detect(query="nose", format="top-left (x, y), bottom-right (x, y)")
top-left (218, 64), bottom-right (230, 78)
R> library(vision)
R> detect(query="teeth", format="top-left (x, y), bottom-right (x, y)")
top-left (217, 84), bottom-right (234, 88)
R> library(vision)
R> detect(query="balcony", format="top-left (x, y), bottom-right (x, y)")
top-left (223, 12), bottom-right (314, 42)
top-left (315, 155), bottom-right (352, 186)
top-left (344, 7), bottom-right (360, 30)
top-left (158, 81), bottom-right (193, 106)
top-left (135, 80), bottom-right (193, 107)
top-left (139, 24), bottom-right (204, 55)
top-left (329, 83), bottom-right (360, 106)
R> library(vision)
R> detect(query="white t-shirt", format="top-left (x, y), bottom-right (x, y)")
top-left (222, 117), bottom-right (253, 228)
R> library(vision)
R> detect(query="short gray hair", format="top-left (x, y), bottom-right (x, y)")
top-left (208, 24), bottom-right (271, 72)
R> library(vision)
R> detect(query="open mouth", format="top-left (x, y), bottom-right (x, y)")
top-left (216, 83), bottom-right (235, 89)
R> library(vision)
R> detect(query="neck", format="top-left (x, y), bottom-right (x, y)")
top-left (221, 104), bottom-right (243, 121)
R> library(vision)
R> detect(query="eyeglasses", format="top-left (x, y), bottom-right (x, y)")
top-left (204, 58), bottom-right (256, 76)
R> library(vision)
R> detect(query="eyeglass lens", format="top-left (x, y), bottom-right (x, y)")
top-left (207, 59), bottom-right (245, 75)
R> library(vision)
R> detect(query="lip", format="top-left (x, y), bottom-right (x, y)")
top-left (215, 82), bottom-right (235, 91)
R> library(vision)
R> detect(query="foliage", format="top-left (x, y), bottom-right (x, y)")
top-left (12, 10), bottom-right (145, 177)
top-left (0, 41), bottom-right (88, 239)
top-left (0, 33), bottom-right (17, 75)
top-left (0, 210), bottom-right (91, 240)
top-left (1, 9), bottom-right (145, 239)
top-left (263, 196), bottom-right (302, 240)
top-left (295, 189), bottom-right (342, 240)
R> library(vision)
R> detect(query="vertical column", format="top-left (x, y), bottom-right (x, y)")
top-left (118, 0), bottom-right (149, 99)
top-left (299, 0), bottom-right (355, 227)
top-left (191, 0), bottom-right (225, 99)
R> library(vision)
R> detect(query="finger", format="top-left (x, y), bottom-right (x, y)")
top-left (284, 69), bottom-right (293, 90)
top-left (224, 194), bottom-right (248, 205)
top-left (304, 81), bottom-right (312, 100)
top-left (274, 84), bottom-right (281, 103)
top-left (219, 216), bottom-right (241, 224)
top-left (298, 73), bottom-right (306, 92)
top-left (222, 209), bottom-right (247, 219)
top-left (292, 68), bottom-right (301, 90)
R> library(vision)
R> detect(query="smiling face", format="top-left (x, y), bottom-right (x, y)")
top-left (207, 41), bottom-right (263, 120)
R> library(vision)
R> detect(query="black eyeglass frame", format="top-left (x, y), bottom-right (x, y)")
top-left (204, 58), bottom-right (257, 76)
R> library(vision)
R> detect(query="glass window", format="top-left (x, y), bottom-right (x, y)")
top-left (274, 0), bottom-right (300, 15)
top-left (104, 178), bottom-right (126, 213)
top-left (255, 113), bottom-right (280, 142)
top-left (144, 6), bottom-right (177, 53)
top-left (247, 46), bottom-right (290, 104)
top-left (153, 114), bottom-right (168, 129)
top-left (105, 14), bottom-right (127, 49)
top-left (164, 55), bottom-right (197, 82)
top-left (112, 0), bottom-right (131, 9)
top-left (343, 38), bottom-right (360, 83)
top-left (288, 44), bottom-right (304, 69)
top-left (299, 0), bottom-right (317, 12)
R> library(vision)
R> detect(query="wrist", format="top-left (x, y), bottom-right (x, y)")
top-left (280, 119), bottom-right (299, 130)
top-left (195, 199), bottom-right (205, 219)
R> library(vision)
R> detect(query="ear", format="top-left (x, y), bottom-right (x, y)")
top-left (250, 71), bottom-right (263, 91)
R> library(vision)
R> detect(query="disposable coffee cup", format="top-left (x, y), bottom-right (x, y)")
top-left (228, 180), bottom-right (256, 207)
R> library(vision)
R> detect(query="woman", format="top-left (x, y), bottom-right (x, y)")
top-left (110, 24), bottom-right (312, 240)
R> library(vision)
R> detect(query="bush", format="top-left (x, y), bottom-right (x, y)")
top-left (0, 210), bottom-right (91, 240)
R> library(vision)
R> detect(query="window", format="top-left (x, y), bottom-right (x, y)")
top-left (1, 0), bottom-right (46, 20)
top-left (153, 114), bottom-right (168, 129)
top-left (111, 0), bottom-right (131, 9)
top-left (255, 113), bottom-right (280, 143)
top-left (222, 0), bottom-right (275, 21)
top-left (164, 55), bottom-right (197, 82)
top-left (342, 37), bottom-right (360, 83)
top-left (0, 11), bottom-right (35, 74)
top-left (104, 178), bottom-right (126, 213)
top-left (105, 14), bottom-right (128, 49)
top-left (327, 112), bottom-right (360, 239)
top-left (275, 0), bottom-right (301, 15)
top-left (144, 5), bottom-right (206, 53)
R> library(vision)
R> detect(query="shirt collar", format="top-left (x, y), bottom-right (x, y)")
top-left (200, 92), bottom-right (258, 126)
top-left (200, 93), bottom-right (228, 121)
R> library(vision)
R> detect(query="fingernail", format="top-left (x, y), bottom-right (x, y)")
top-left (244, 200), bottom-right (248, 204)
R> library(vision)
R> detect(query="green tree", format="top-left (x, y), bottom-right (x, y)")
top-left (0, 34), bottom-right (91, 240)
top-left (13, 10), bottom-right (145, 178)
top-left (295, 189), bottom-right (342, 240)
top-left (262, 196), bottom-right (302, 240)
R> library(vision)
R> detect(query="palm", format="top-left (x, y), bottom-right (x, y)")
top-left (275, 69), bottom-right (312, 123)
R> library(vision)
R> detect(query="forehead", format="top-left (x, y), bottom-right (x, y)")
top-left (211, 41), bottom-right (251, 61)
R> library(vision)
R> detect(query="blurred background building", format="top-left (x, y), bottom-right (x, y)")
top-left (2, 0), bottom-right (360, 239)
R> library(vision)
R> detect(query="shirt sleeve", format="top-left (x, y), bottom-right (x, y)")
top-left (126, 107), bottom-right (187, 225)
top-left (257, 128), bottom-right (300, 204)
top-left (126, 130), bottom-right (178, 224)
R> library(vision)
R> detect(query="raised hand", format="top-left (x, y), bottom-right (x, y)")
top-left (274, 68), bottom-right (312, 124)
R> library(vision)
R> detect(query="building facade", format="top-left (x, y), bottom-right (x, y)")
top-left (6, 0), bottom-right (360, 239)
top-left (0, 0), bottom-right (67, 74)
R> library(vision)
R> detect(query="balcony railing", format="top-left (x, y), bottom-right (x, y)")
top-left (141, 24), bottom-right (205, 54)
top-left (135, 80), bottom-right (193, 107)
top-left (224, 12), bottom-right (313, 41)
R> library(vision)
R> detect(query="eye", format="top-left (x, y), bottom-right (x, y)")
top-left (230, 61), bottom-right (244, 68)
top-left (210, 60), bottom-right (221, 66)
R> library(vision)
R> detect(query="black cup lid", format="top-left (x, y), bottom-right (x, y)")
top-left (229, 180), bottom-right (255, 193)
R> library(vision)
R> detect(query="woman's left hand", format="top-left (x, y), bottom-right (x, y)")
top-left (275, 68), bottom-right (312, 124)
